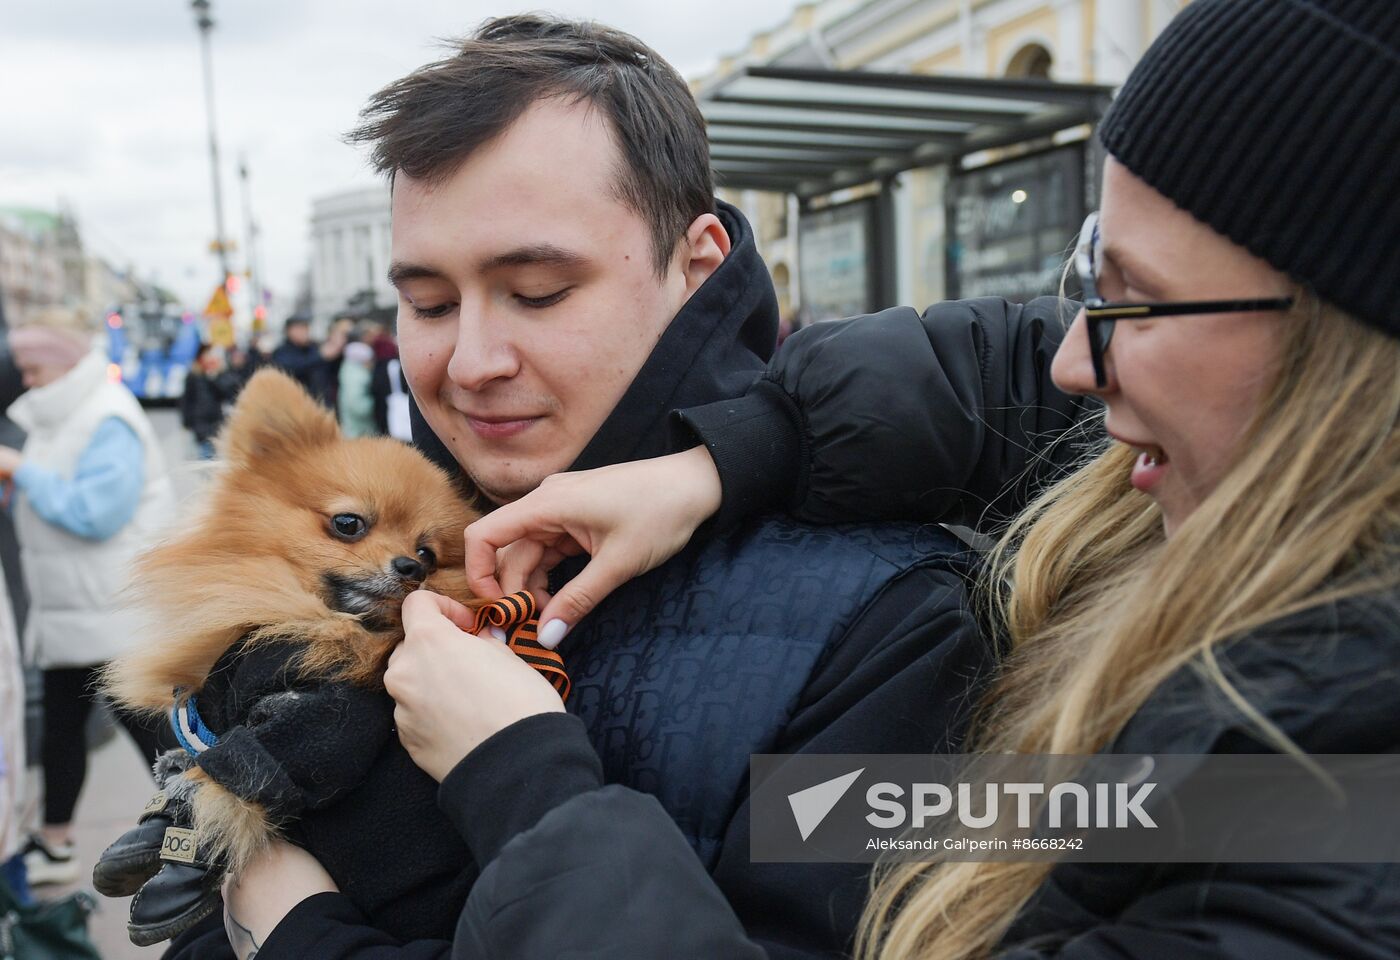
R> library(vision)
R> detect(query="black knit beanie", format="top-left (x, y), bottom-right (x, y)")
top-left (1097, 0), bottom-right (1400, 339)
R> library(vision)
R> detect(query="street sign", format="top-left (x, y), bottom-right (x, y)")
top-left (208, 317), bottom-right (235, 348)
top-left (203, 285), bottom-right (233, 319)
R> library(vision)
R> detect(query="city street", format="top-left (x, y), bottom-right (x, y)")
top-left (28, 408), bottom-right (211, 959)
top-left (6, 1), bottom-right (1395, 957)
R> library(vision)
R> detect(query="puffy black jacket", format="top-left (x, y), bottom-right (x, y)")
top-left (676, 296), bottom-right (1098, 533)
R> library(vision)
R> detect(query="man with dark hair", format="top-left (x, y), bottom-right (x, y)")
top-left (351, 14), bottom-right (740, 505)
top-left (168, 15), bottom-right (989, 960)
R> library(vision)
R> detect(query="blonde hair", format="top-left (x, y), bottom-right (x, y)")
top-left (858, 296), bottom-right (1400, 960)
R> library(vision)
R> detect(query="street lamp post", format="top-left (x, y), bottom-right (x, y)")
top-left (239, 156), bottom-right (265, 329)
top-left (190, 0), bottom-right (230, 287)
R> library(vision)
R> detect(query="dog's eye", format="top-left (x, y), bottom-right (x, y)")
top-left (416, 546), bottom-right (437, 567)
top-left (330, 513), bottom-right (369, 541)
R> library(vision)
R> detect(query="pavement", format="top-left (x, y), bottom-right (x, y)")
top-left (24, 408), bottom-right (215, 959)
top-left (32, 732), bottom-right (174, 958)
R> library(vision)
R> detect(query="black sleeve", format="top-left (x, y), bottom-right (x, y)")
top-left (163, 916), bottom-right (236, 960)
top-left (448, 715), bottom-right (767, 960)
top-left (163, 896), bottom-right (455, 960)
top-left (248, 714), bottom-right (765, 960)
top-left (254, 895), bottom-right (453, 960)
top-left (674, 296), bottom-right (1101, 532)
top-left (195, 680), bottom-right (394, 821)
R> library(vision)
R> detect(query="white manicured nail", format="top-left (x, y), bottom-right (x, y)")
top-left (489, 626), bottom-right (508, 643)
top-left (538, 619), bottom-right (569, 650)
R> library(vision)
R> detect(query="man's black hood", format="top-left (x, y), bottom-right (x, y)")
top-left (410, 199), bottom-right (778, 485)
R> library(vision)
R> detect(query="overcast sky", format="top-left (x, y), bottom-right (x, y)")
top-left (1, 0), bottom-right (798, 312)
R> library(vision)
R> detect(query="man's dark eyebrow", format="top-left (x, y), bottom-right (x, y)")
top-left (481, 244), bottom-right (589, 271)
top-left (387, 262), bottom-right (444, 288)
top-left (387, 245), bottom-right (589, 287)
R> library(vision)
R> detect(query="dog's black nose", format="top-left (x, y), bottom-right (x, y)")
top-left (392, 556), bottom-right (425, 582)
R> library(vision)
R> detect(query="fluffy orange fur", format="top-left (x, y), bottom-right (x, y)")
top-left (104, 368), bottom-right (481, 715)
top-left (99, 368), bottom-right (483, 876)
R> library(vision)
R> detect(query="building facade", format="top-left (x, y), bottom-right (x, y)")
top-left (308, 184), bottom-right (394, 332)
top-left (702, 0), bottom-right (1184, 321)
top-left (0, 207), bottom-right (85, 328)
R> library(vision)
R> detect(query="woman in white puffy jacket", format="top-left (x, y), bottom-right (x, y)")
top-left (0, 323), bottom-right (176, 885)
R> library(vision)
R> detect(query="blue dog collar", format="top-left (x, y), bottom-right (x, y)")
top-left (170, 692), bottom-right (219, 756)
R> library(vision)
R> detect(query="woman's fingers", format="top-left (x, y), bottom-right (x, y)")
top-left (495, 536), bottom-right (585, 595)
top-left (465, 507), bottom-right (568, 598)
top-left (536, 559), bottom-right (631, 647)
top-left (462, 448), bottom-right (724, 638)
top-left (496, 539), bottom-right (546, 595)
top-left (402, 588), bottom-right (478, 635)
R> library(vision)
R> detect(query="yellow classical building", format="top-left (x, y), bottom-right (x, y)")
top-left (696, 0), bottom-right (1185, 321)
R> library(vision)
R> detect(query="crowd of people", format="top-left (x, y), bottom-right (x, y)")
top-left (181, 315), bottom-right (412, 457)
top-left (0, 2), bottom-right (1396, 958)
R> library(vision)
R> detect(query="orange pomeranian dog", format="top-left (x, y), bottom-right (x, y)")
top-left (95, 368), bottom-right (486, 946)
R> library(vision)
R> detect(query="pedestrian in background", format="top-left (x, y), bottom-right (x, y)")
top-left (318, 317), bottom-right (355, 412)
top-left (180, 342), bottom-right (229, 459)
top-left (367, 323), bottom-right (400, 436)
top-left (222, 342), bottom-right (265, 403)
top-left (269, 317), bottom-right (331, 404)
top-left (337, 340), bottom-right (377, 438)
top-left (0, 320), bottom-right (177, 885)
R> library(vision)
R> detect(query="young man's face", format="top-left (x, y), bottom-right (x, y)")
top-left (391, 97), bottom-right (727, 504)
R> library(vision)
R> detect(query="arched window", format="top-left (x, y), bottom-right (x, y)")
top-left (1005, 42), bottom-right (1053, 79)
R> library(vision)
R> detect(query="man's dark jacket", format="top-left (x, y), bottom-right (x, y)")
top-left (166, 202), bottom-right (993, 960)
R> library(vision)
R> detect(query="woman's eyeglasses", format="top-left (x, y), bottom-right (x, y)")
top-left (1074, 211), bottom-right (1294, 387)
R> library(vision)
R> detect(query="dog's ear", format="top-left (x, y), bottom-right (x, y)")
top-left (219, 368), bottom-right (339, 467)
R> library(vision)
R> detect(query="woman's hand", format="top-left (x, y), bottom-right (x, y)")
top-left (464, 446), bottom-right (723, 647)
top-left (0, 446), bottom-right (23, 479)
top-left (222, 841), bottom-right (337, 960)
top-left (384, 590), bottom-right (565, 782)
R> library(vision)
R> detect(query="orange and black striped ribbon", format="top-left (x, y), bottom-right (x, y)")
top-left (472, 591), bottom-right (570, 702)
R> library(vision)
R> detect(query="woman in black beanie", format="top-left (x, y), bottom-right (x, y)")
top-left (216, 2), bottom-right (1399, 959)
